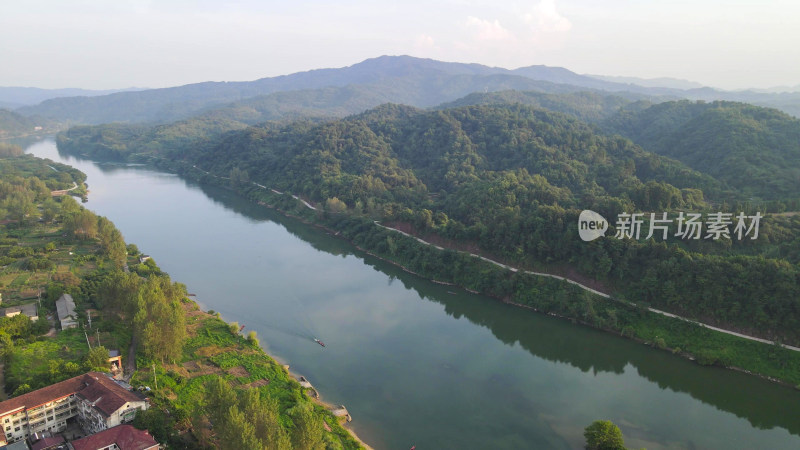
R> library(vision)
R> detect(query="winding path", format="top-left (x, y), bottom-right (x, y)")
top-left (373, 221), bottom-right (800, 352)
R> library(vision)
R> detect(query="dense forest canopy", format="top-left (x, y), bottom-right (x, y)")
top-left (57, 100), bottom-right (800, 346)
top-left (603, 100), bottom-right (800, 201)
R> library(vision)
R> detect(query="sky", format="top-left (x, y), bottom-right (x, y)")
top-left (1, 0), bottom-right (798, 91)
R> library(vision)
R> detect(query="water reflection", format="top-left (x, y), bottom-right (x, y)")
top-left (194, 176), bottom-right (800, 438)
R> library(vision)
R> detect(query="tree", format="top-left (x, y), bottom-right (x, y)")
top-left (134, 276), bottom-right (187, 363)
top-left (11, 384), bottom-right (31, 397)
top-left (204, 376), bottom-right (237, 428)
top-left (584, 420), bottom-right (626, 450)
top-left (0, 331), bottom-right (14, 359)
top-left (105, 228), bottom-right (127, 268)
top-left (240, 389), bottom-right (290, 450)
top-left (289, 403), bottom-right (325, 450)
top-left (85, 346), bottom-right (110, 371)
top-left (59, 195), bottom-right (81, 217)
top-left (325, 197), bottom-right (347, 214)
top-left (218, 405), bottom-right (261, 450)
top-left (3, 191), bottom-right (38, 223)
top-left (246, 330), bottom-right (259, 346)
top-left (133, 408), bottom-right (172, 444)
top-left (98, 216), bottom-right (114, 243)
top-left (96, 270), bottom-right (141, 318)
top-left (229, 167), bottom-right (250, 187)
top-left (41, 197), bottom-right (60, 223)
top-left (63, 208), bottom-right (98, 240)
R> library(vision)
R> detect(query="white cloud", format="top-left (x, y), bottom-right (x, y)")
top-left (524, 0), bottom-right (572, 33)
top-left (414, 33), bottom-right (436, 48)
top-left (465, 16), bottom-right (513, 41)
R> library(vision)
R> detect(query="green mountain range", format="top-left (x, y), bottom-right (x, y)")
top-left (11, 56), bottom-right (800, 124)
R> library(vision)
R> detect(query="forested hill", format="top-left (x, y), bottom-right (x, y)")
top-left (435, 90), bottom-right (636, 123)
top-left (61, 103), bottom-right (719, 214)
top-left (0, 108), bottom-right (63, 138)
top-left (58, 102), bottom-right (800, 347)
top-left (603, 100), bottom-right (800, 201)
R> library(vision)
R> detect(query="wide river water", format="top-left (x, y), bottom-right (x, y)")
top-left (21, 137), bottom-right (800, 449)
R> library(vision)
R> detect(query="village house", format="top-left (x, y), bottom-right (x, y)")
top-left (55, 294), bottom-right (77, 330)
top-left (0, 372), bottom-right (148, 446)
top-left (0, 304), bottom-right (38, 322)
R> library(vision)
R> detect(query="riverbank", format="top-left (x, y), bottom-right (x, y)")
top-left (177, 158), bottom-right (800, 354)
top-left (132, 298), bottom-right (366, 449)
top-left (226, 177), bottom-right (800, 388)
top-left (295, 370), bottom-right (374, 450)
top-left (189, 299), bottom-right (373, 449)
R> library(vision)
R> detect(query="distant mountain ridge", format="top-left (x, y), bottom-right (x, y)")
top-left (16, 56), bottom-right (640, 124)
top-left (12, 55), bottom-right (800, 123)
top-left (0, 86), bottom-right (145, 109)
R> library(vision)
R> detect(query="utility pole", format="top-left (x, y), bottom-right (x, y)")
top-left (96, 329), bottom-right (101, 347)
top-left (84, 328), bottom-right (91, 350)
top-left (152, 364), bottom-right (157, 390)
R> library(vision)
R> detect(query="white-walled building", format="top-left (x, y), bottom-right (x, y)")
top-left (0, 372), bottom-right (148, 446)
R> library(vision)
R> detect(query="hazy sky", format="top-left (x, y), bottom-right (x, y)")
top-left (2, 0), bottom-right (798, 90)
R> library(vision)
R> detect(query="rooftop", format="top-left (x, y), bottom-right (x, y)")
top-left (0, 372), bottom-right (144, 418)
top-left (30, 435), bottom-right (65, 450)
top-left (76, 374), bottom-right (143, 417)
top-left (0, 303), bottom-right (37, 318)
top-left (55, 294), bottom-right (76, 320)
top-left (70, 425), bottom-right (158, 450)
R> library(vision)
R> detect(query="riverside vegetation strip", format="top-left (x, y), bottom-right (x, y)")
top-left (0, 147), bottom-right (364, 449)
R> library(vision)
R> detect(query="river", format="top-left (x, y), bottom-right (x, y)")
top-left (20, 137), bottom-right (800, 449)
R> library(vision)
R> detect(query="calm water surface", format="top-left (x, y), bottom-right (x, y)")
top-left (22, 138), bottom-right (800, 449)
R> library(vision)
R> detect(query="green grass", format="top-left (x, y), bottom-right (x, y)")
top-left (9, 273), bottom-right (30, 287)
top-left (183, 317), bottom-right (241, 357)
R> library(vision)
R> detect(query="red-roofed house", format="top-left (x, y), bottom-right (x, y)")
top-left (70, 425), bottom-right (158, 450)
top-left (30, 435), bottom-right (65, 450)
top-left (0, 373), bottom-right (147, 446)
